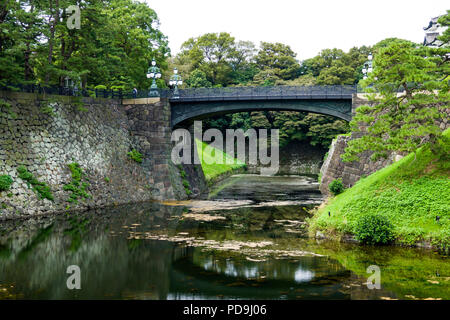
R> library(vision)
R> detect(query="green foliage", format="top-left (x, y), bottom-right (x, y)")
top-left (372, 38), bottom-right (416, 53)
top-left (0, 98), bottom-right (17, 119)
top-left (323, 151), bottom-right (329, 162)
top-left (63, 163), bottom-right (90, 204)
top-left (179, 168), bottom-right (186, 179)
top-left (343, 41), bottom-right (448, 162)
top-left (72, 96), bottom-right (88, 112)
top-left (40, 99), bottom-right (58, 117)
top-left (310, 129), bottom-right (450, 248)
top-left (328, 178), bottom-right (344, 196)
top-left (0, 0), bottom-right (169, 89)
top-left (127, 149), bottom-right (143, 163)
top-left (182, 179), bottom-right (191, 196)
top-left (301, 47), bottom-right (372, 84)
top-left (17, 166), bottom-right (53, 201)
top-left (177, 165), bottom-right (191, 196)
top-left (437, 11), bottom-right (450, 46)
top-left (354, 214), bottom-right (395, 245)
top-left (185, 69), bottom-right (212, 88)
top-left (0, 175), bottom-right (13, 192)
top-left (104, 177), bottom-right (110, 183)
top-left (179, 32), bottom-right (232, 85)
top-left (40, 105), bottom-right (56, 117)
top-left (311, 241), bottom-right (450, 299)
top-left (175, 32), bottom-right (375, 88)
top-left (196, 139), bottom-right (246, 182)
top-left (202, 110), bottom-right (349, 149)
top-left (64, 216), bottom-right (89, 252)
top-left (253, 42), bottom-right (301, 81)
top-left (0, 99), bottom-right (12, 110)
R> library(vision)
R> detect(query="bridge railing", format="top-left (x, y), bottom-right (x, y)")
top-left (173, 85), bottom-right (357, 102)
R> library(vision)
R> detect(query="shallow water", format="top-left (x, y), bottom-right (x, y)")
top-left (0, 175), bottom-right (448, 300)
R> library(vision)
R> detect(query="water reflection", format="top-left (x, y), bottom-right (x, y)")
top-left (294, 268), bottom-right (314, 283)
top-left (206, 174), bottom-right (323, 203)
top-left (0, 175), bottom-right (448, 300)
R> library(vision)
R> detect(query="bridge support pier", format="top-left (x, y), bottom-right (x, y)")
top-left (179, 124), bottom-right (208, 197)
top-left (124, 98), bottom-right (181, 199)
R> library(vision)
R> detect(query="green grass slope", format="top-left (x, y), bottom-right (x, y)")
top-left (195, 139), bottom-right (246, 182)
top-left (310, 129), bottom-right (450, 248)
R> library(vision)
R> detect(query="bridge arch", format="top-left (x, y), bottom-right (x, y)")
top-left (168, 86), bottom-right (355, 128)
top-left (171, 99), bottom-right (352, 128)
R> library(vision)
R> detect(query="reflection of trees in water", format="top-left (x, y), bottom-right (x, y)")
top-left (170, 248), bottom-right (352, 300)
top-left (0, 202), bottom-right (186, 299)
top-left (190, 250), bottom-right (346, 283)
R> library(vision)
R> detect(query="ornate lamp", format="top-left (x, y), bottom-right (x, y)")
top-left (169, 68), bottom-right (183, 98)
top-left (147, 58), bottom-right (161, 97)
top-left (362, 53), bottom-right (373, 80)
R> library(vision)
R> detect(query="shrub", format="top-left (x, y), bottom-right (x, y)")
top-left (127, 149), bottom-right (143, 163)
top-left (40, 105), bottom-right (56, 116)
top-left (183, 179), bottom-right (192, 196)
top-left (354, 214), bottom-right (395, 245)
top-left (17, 166), bottom-right (54, 201)
top-left (0, 175), bottom-right (13, 192)
top-left (111, 85), bottom-right (125, 91)
top-left (40, 99), bottom-right (58, 116)
top-left (0, 98), bottom-right (17, 119)
top-left (329, 178), bottom-right (344, 196)
top-left (63, 163), bottom-right (90, 203)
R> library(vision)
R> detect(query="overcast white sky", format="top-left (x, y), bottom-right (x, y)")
top-left (144, 0), bottom-right (448, 60)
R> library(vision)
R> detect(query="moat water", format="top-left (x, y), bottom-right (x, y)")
top-left (0, 175), bottom-right (448, 300)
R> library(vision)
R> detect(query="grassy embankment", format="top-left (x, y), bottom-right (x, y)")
top-left (195, 139), bottom-right (246, 184)
top-left (309, 129), bottom-right (450, 249)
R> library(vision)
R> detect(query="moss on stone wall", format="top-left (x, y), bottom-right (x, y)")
top-left (63, 163), bottom-right (90, 204)
top-left (17, 166), bottom-right (54, 201)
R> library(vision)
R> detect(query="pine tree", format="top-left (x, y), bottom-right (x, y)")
top-left (342, 42), bottom-right (449, 162)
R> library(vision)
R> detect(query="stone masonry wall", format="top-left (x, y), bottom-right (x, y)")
top-left (0, 91), bottom-right (185, 219)
top-left (320, 94), bottom-right (450, 196)
top-left (123, 98), bottom-right (186, 200)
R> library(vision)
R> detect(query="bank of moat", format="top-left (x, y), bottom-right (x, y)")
top-left (0, 91), bottom-right (188, 218)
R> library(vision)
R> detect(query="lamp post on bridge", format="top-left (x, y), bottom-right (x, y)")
top-left (169, 68), bottom-right (183, 99)
top-left (147, 58), bottom-right (161, 97)
top-left (362, 53), bottom-right (373, 80)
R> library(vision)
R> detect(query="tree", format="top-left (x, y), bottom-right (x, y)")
top-left (185, 69), bottom-right (212, 88)
top-left (302, 48), bottom-right (346, 77)
top-left (180, 32), bottom-right (237, 86)
top-left (342, 42), bottom-right (449, 162)
top-left (300, 114), bottom-right (349, 148)
top-left (0, 0), bottom-right (169, 90)
top-left (301, 47), bottom-right (372, 85)
top-left (437, 10), bottom-right (450, 46)
top-left (0, 0), bottom-right (43, 86)
top-left (254, 42), bottom-right (300, 81)
top-left (229, 40), bottom-right (259, 85)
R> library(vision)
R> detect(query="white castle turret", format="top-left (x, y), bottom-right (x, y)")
top-left (423, 15), bottom-right (447, 47)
